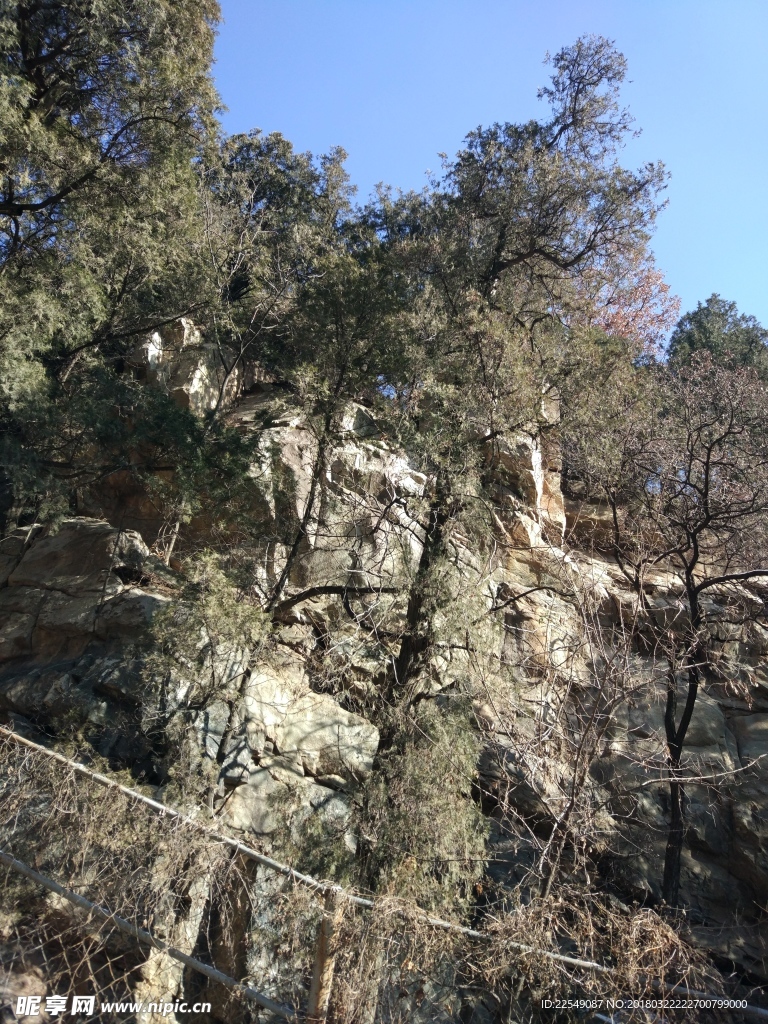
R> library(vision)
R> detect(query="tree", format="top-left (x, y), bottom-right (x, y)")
top-left (367, 35), bottom-right (669, 699)
top-left (440, 35), bottom-right (666, 308)
top-left (0, 0), bottom-right (222, 530)
top-left (196, 130), bottom-right (356, 420)
top-left (667, 294), bottom-right (768, 375)
top-left (573, 255), bottom-right (680, 360)
top-left (565, 353), bottom-right (768, 905)
top-left (0, 0), bottom-right (219, 265)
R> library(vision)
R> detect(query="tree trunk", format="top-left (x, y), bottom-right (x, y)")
top-left (661, 586), bottom-right (701, 907)
top-left (266, 427), bottom-right (330, 612)
top-left (307, 890), bottom-right (341, 1023)
top-left (662, 772), bottom-right (684, 906)
top-left (392, 475), bottom-right (455, 691)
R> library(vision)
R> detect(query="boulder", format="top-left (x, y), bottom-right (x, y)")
top-left (731, 714), bottom-right (768, 764)
top-left (243, 663), bottom-right (379, 781)
top-left (8, 519), bottom-right (148, 596)
top-left (0, 528), bottom-right (34, 586)
top-left (220, 765), bottom-right (289, 835)
top-left (0, 615), bottom-right (36, 662)
top-left (195, 700), bottom-right (231, 760)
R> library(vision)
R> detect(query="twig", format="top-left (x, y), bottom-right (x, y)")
top-left (0, 850), bottom-right (299, 1022)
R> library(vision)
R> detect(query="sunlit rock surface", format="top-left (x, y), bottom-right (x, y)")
top-left (2, 367), bottom-right (767, 1007)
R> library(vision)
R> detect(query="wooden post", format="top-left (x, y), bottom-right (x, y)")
top-left (307, 889), bottom-right (340, 1023)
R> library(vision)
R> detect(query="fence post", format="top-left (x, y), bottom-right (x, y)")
top-left (307, 889), bottom-right (341, 1023)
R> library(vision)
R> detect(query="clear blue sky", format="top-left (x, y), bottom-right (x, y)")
top-left (213, 1), bottom-right (768, 331)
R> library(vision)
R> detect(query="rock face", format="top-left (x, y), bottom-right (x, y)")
top-left (242, 663), bottom-right (378, 780)
top-left (127, 317), bottom-right (239, 417)
top-left (0, 513), bottom-right (380, 856)
top-left (0, 520), bottom-right (167, 665)
top-left (2, 373), bottom-right (768, 1012)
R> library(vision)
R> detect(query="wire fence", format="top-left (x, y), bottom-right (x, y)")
top-left (0, 728), bottom-right (317, 1021)
top-left (1, 727), bottom-right (765, 1023)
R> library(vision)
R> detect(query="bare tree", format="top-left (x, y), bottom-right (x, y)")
top-left (565, 352), bottom-right (768, 904)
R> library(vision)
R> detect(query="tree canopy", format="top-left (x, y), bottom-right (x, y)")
top-left (0, 0), bottom-right (222, 527)
top-left (667, 293), bottom-right (768, 374)
top-left (5, 8), bottom-right (768, 1000)
top-left (1, 27), bottom-right (675, 535)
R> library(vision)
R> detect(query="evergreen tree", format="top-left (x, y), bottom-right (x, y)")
top-left (0, 0), bottom-right (221, 527)
top-left (371, 36), bottom-right (669, 694)
top-left (667, 293), bottom-right (768, 374)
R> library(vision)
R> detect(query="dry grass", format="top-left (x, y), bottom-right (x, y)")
top-left (0, 724), bottom-right (744, 1024)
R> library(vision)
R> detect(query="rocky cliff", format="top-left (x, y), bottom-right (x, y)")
top-left (1, 341), bottom-right (767, 1021)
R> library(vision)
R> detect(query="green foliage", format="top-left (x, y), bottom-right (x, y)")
top-left (0, 0), bottom-right (221, 528)
top-left (146, 551), bottom-right (269, 694)
top-left (142, 550), bottom-right (270, 806)
top-left (0, 0), bottom-right (219, 263)
top-left (360, 699), bottom-right (487, 917)
top-left (0, 24), bottom-right (673, 553)
top-left (277, 801), bottom-right (358, 891)
top-left (560, 332), bottom-right (657, 501)
top-left (145, 552), bottom-right (270, 737)
top-left (196, 130), bottom-right (357, 402)
top-left (667, 293), bottom-right (768, 374)
top-left (361, 37), bottom-right (668, 518)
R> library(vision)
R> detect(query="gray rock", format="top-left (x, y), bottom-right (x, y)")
top-left (7, 519), bottom-right (146, 596)
top-left (195, 700), bottom-right (230, 760)
top-left (0, 609), bottom-right (37, 662)
top-left (731, 714), bottom-right (768, 764)
top-left (243, 663), bottom-right (379, 781)
top-left (220, 767), bottom-right (289, 835)
top-left (95, 589), bottom-right (171, 640)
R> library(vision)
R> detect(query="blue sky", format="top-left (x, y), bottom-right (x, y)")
top-left (213, 1), bottom-right (768, 331)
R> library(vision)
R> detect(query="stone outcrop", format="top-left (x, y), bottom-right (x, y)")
top-left (0, 514), bottom-right (379, 855)
top-left (127, 318), bottom-right (238, 417)
top-left (2, 365), bottom-right (768, 1013)
top-left (0, 520), bottom-right (168, 665)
